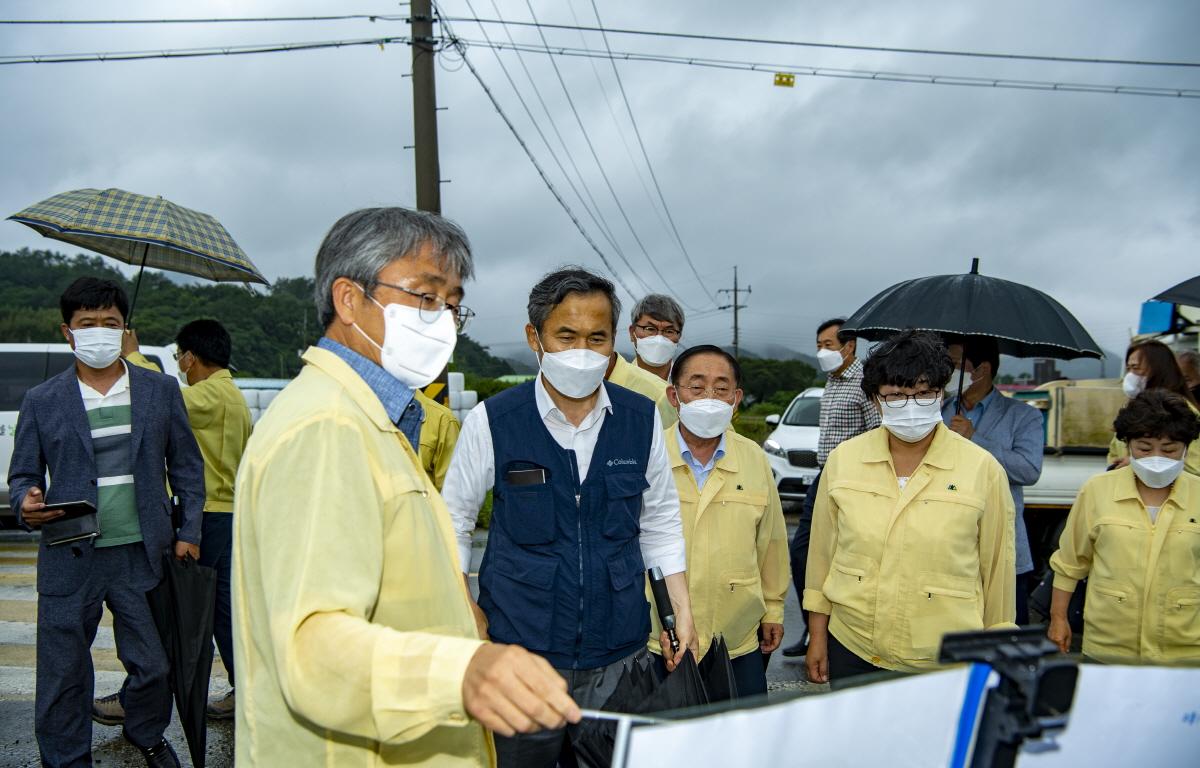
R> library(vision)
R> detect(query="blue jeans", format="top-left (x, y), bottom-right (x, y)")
top-left (198, 512), bottom-right (235, 685)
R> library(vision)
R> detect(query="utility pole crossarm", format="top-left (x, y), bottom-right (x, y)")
top-left (716, 266), bottom-right (751, 359)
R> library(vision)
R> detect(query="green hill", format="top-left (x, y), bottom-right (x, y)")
top-left (0, 248), bottom-right (513, 379)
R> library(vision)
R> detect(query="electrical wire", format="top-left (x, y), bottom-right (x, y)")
top-left (521, 0), bottom-right (691, 304)
top-left (590, 0), bottom-right (720, 307)
top-left (451, 37), bottom-right (1200, 99)
top-left (444, 17), bottom-right (1200, 69)
top-left (450, 38), bottom-right (641, 301)
top-left (0, 36), bottom-right (411, 65)
top-left (462, 0), bottom-right (632, 272)
top-left (0, 13), bottom-right (410, 25)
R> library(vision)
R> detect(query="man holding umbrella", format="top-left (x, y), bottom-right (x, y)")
top-left (7, 277), bottom-right (204, 768)
top-left (942, 336), bottom-right (1044, 624)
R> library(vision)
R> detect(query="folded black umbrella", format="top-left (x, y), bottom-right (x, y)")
top-left (573, 651), bottom-right (711, 767)
top-left (842, 258), bottom-right (1102, 361)
top-left (698, 636), bottom-right (738, 703)
top-left (147, 554), bottom-right (217, 768)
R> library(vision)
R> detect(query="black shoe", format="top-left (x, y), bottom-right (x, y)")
top-left (126, 735), bottom-right (181, 768)
top-left (781, 632), bottom-right (810, 658)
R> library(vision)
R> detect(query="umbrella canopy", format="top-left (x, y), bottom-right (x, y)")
top-left (147, 554), bottom-right (217, 768)
top-left (842, 258), bottom-right (1102, 360)
top-left (1154, 275), bottom-right (1200, 308)
top-left (8, 187), bottom-right (268, 284)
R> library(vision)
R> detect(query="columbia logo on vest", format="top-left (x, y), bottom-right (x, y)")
top-left (607, 458), bottom-right (638, 467)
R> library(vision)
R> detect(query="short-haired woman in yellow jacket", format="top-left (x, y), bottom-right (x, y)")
top-left (805, 330), bottom-right (1016, 684)
top-left (1049, 390), bottom-right (1200, 665)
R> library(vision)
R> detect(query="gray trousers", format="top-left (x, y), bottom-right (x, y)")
top-left (36, 543), bottom-right (172, 767)
top-left (494, 647), bottom-right (649, 768)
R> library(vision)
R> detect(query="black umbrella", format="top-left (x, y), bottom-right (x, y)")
top-left (697, 636), bottom-right (738, 703)
top-left (1154, 275), bottom-right (1200, 308)
top-left (842, 258), bottom-right (1103, 360)
top-left (147, 555), bottom-right (217, 768)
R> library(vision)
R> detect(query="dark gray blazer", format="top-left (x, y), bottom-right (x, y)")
top-left (7, 362), bottom-right (205, 596)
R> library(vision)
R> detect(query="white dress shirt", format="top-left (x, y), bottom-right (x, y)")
top-left (442, 375), bottom-right (687, 577)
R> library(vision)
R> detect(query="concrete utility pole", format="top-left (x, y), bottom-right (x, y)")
top-left (411, 0), bottom-right (441, 214)
top-left (717, 266), bottom-right (751, 359)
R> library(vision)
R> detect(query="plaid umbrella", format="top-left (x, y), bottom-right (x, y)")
top-left (9, 187), bottom-right (268, 319)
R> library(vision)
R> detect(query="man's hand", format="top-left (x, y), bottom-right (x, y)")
top-left (949, 414), bottom-right (974, 440)
top-left (121, 328), bottom-right (140, 357)
top-left (759, 623), bottom-right (784, 654)
top-left (462, 643), bottom-right (581, 737)
top-left (20, 488), bottom-right (65, 528)
top-left (1047, 616), bottom-right (1072, 655)
top-left (174, 541), bottom-right (199, 560)
top-left (662, 612), bottom-right (699, 672)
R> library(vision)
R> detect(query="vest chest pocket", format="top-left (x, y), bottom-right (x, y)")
top-left (500, 481), bottom-right (556, 546)
top-left (604, 473), bottom-right (648, 540)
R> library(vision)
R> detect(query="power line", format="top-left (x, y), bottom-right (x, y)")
top-left (451, 39), bottom-right (641, 301)
top-left (445, 17), bottom-right (1200, 69)
top-left (452, 38), bottom-right (1200, 100)
top-left (0, 36), bottom-right (411, 65)
top-left (520, 0), bottom-right (690, 305)
top-left (589, 0), bottom-right (719, 307)
top-left (457, 0), bottom-right (634, 275)
top-left (0, 13), bottom-right (410, 25)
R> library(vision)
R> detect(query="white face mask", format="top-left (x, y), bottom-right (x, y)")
top-left (816, 347), bottom-right (845, 373)
top-left (70, 327), bottom-right (123, 369)
top-left (636, 335), bottom-right (677, 367)
top-left (353, 287), bottom-right (458, 389)
top-left (1122, 372), bottom-right (1146, 398)
top-left (1130, 453), bottom-right (1186, 489)
top-left (949, 369), bottom-right (974, 394)
top-left (879, 396), bottom-right (944, 443)
top-left (536, 334), bottom-right (610, 399)
top-left (678, 398), bottom-right (734, 439)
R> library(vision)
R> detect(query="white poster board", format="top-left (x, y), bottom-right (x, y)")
top-left (1019, 664), bottom-right (1200, 767)
top-left (624, 667), bottom-right (976, 768)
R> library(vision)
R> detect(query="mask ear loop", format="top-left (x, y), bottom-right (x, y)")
top-left (349, 282), bottom-right (385, 352)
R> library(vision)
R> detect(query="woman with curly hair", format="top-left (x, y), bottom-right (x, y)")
top-left (1049, 390), bottom-right (1200, 665)
top-left (804, 330), bottom-right (1016, 684)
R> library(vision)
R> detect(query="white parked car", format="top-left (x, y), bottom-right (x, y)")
top-left (761, 387), bottom-right (824, 503)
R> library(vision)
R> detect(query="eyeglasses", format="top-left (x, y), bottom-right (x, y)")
top-left (172, 349), bottom-right (188, 362)
top-left (879, 390), bottom-right (941, 408)
top-left (680, 384), bottom-right (734, 399)
top-left (372, 280), bottom-right (475, 332)
top-left (634, 323), bottom-right (681, 341)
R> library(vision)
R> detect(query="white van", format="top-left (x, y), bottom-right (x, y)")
top-left (0, 343), bottom-right (180, 524)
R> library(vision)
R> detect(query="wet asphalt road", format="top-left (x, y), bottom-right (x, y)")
top-left (0, 521), bottom-right (818, 766)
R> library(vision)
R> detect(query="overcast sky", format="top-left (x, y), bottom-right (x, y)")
top-left (2, 1), bottom-right (1197, 370)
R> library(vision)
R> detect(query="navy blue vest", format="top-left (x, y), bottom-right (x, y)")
top-left (479, 380), bottom-right (654, 670)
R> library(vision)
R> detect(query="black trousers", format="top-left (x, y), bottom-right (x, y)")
top-left (827, 632), bottom-right (886, 689)
top-left (788, 468), bottom-right (822, 621)
top-left (650, 648), bottom-right (768, 699)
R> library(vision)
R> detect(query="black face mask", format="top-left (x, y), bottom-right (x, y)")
top-left (1192, 384), bottom-right (1200, 404)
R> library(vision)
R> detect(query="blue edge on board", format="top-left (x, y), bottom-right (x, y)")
top-left (950, 663), bottom-right (993, 768)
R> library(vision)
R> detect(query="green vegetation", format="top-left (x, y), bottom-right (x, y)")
top-left (733, 388), bottom-right (803, 445)
top-left (0, 248), bottom-right (514, 379)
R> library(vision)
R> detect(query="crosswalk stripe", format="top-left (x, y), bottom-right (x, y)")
top-left (0, 644), bottom-right (229, 678)
top-left (0, 572), bottom-right (35, 586)
top-left (0, 600), bottom-right (115, 627)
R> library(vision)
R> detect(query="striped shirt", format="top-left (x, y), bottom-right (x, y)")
top-left (79, 365), bottom-right (142, 547)
top-left (817, 358), bottom-right (881, 466)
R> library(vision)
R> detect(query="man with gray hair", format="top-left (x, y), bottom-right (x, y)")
top-left (1178, 349), bottom-right (1200, 403)
top-left (444, 266), bottom-right (697, 767)
top-left (629, 293), bottom-right (684, 381)
top-left (232, 208), bottom-right (580, 767)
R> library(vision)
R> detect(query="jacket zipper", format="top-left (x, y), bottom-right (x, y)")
top-left (569, 450), bottom-right (584, 671)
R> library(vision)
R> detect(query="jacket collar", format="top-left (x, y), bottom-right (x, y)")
top-left (1111, 464), bottom-right (1193, 510)
top-left (301, 346), bottom-right (399, 434)
top-left (668, 425), bottom-right (740, 473)
top-left (859, 422), bottom-right (956, 470)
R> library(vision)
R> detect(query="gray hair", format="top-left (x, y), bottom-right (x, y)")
top-left (1179, 349), bottom-right (1200, 378)
top-left (630, 293), bottom-right (684, 331)
top-left (527, 266), bottom-right (620, 335)
top-left (314, 207), bottom-right (473, 327)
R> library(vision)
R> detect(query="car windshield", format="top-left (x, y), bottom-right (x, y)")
top-left (783, 397), bottom-right (822, 426)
